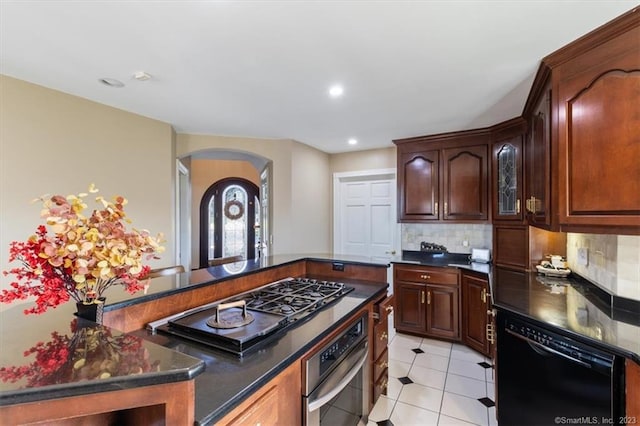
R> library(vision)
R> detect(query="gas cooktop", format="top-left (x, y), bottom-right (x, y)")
top-left (153, 277), bottom-right (353, 356)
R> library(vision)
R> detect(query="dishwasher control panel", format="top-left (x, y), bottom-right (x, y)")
top-left (505, 317), bottom-right (614, 369)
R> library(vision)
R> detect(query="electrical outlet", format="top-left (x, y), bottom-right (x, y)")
top-left (577, 247), bottom-right (589, 266)
top-left (462, 240), bottom-right (469, 247)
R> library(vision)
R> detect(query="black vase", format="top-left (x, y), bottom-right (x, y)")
top-left (75, 297), bottom-right (106, 324)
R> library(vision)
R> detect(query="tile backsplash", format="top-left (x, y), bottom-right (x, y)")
top-left (402, 223), bottom-right (492, 254)
top-left (566, 233), bottom-right (640, 302)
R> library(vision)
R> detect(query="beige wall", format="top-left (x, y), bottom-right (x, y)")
top-left (0, 75), bottom-right (176, 299)
top-left (176, 134), bottom-right (331, 255)
top-left (190, 159), bottom-right (260, 266)
top-left (329, 146), bottom-right (396, 175)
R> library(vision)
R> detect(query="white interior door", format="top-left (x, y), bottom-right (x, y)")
top-left (333, 169), bottom-right (398, 264)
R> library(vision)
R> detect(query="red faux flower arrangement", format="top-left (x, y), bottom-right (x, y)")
top-left (0, 319), bottom-right (161, 387)
top-left (1, 184), bottom-right (165, 314)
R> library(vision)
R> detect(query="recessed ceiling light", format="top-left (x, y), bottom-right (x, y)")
top-left (329, 85), bottom-right (344, 98)
top-left (99, 78), bottom-right (124, 88)
top-left (348, 138), bottom-right (358, 145)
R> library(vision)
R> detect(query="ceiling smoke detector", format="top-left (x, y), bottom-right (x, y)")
top-left (133, 71), bottom-right (152, 81)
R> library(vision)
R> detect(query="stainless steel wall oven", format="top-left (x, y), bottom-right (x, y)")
top-left (303, 312), bottom-right (370, 425)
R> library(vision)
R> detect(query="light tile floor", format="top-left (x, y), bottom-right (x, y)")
top-left (368, 331), bottom-right (498, 426)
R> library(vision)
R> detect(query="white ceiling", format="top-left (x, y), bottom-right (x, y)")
top-left (0, 1), bottom-right (636, 154)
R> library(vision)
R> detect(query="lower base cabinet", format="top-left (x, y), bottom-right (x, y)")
top-left (372, 294), bottom-right (393, 403)
top-left (394, 265), bottom-right (460, 341)
top-left (217, 360), bottom-right (301, 426)
top-left (461, 270), bottom-right (492, 357)
top-left (0, 380), bottom-right (195, 425)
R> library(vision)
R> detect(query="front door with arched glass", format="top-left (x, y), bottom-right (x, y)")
top-left (199, 178), bottom-right (260, 268)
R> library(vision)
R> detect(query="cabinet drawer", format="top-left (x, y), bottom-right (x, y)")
top-left (373, 368), bottom-right (389, 402)
top-left (373, 348), bottom-right (388, 382)
top-left (395, 266), bottom-right (458, 285)
top-left (373, 320), bottom-right (389, 361)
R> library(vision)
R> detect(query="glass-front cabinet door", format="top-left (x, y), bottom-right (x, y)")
top-left (492, 136), bottom-right (523, 222)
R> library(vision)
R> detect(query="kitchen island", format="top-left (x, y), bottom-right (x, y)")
top-left (0, 254), bottom-right (389, 425)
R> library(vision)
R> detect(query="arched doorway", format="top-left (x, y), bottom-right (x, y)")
top-left (199, 177), bottom-right (260, 268)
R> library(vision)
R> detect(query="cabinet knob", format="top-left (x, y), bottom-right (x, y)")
top-left (385, 305), bottom-right (393, 313)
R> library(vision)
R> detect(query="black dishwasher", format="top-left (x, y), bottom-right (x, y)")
top-left (496, 312), bottom-right (625, 425)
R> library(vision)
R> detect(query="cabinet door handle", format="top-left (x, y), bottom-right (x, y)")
top-left (421, 290), bottom-right (425, 304)
top-left (444, 202), bottom-right (448, 216)
top-left (526, 196), bottom-right (540, 214)
top-left (427, 291), bottom-right (431, 305)
top-left (486, 323), bottom-right (495, 344)
top-left (379, 331), bottom-right (388, 341)
top-left (377, 360), bottom-right (388, 369)
top-left (420, 274), bottom-right (431, 280)
top-left (481, 288), bottom-right (487, 304)
top-left (516, 199), bottom-right (520, 214)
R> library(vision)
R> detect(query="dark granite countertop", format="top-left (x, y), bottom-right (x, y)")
top-left (131, 277), bottom-right (388, 426)
top-left (392, 251), bottom-right (639, 363)
top-left (391, 250), bottom-right (492, 275)
top-left (0, 301), bottom-right (205, 406)
top-left (492, 267), bottom-right (640, 363)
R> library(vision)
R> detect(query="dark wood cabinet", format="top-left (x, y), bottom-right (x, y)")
top-left (443, 145), bottom-right (489, 221)
top-left (493, 224), bottom-right (566, 271)
top-left (393, 264), bottom-right (460, 340)
top-left (520, 9), bottom-right (640, 234)
top-left (524, 75), bottom-right (556, 230)
top-left (425, 283), bottom-right (459, 339)
top-left (372, 294), bottom-right (393, 403)
top-left (491, 118), bottom-right (527, 223)
top-left (554, 23), bottom-right (640, 230)
top-left (461, 271), bottom-right (491, 357)
top-left (398, 150), bottom-right (440, 221)
top-left (394, 281), bottom-right (427, 333)
top-left (395, 130), bottom-right (491, 223)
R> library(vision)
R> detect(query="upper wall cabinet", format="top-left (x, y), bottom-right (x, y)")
top-left (523, 74), bottom-right (557, 230)
top-left (395, 130), bottom-right (491, 223)
top-left (552, 20), bottom-right (640, 230)
top-left (520, 9), bottom-right (640, 234)
top-left (399, 149), bottom-right (440, 221)
top-left (492, 118), bottom-right (527, 223)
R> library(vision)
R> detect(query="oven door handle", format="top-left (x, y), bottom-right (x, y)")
top-left (307, 340), bottom-right (369, 413)
top-left (505, 328), bottom-right (592, 369)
